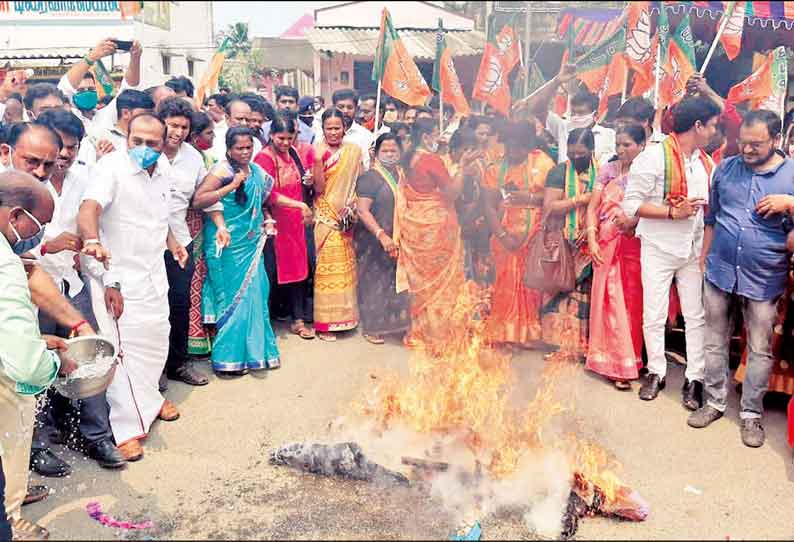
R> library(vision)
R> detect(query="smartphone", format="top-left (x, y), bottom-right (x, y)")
top-left (112, 39), bottom-right (133, 51)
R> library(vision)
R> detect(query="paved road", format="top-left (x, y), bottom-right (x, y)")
top-left (25, 324), bottom-right (794, 540)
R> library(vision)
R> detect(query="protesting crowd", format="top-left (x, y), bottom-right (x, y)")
top-left (2, 13), bottom-right (794, 538)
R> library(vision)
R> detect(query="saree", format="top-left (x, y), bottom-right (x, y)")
top-left (187, 151), bottom-right (215, 356)
top-left (484, 150), bottom-right (554, 345)
top-left (585, 162), bottom-right (644, 380)
top-left (202, 162), bottom-right (280, 372)
top-left (398, 151), bottom-right (465, 348)
top-left (314, 143), bottom-right (362, 332)
top-left (354, 164), bottom-right (410, 336)
top-left (541, 162), bottom-right (595, 356)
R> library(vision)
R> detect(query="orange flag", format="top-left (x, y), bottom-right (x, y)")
top-left (625, 1), bottom-right (656, 96)
top-left (372, 8), bottom-right (431, 107)
top-left (472, 23), bottom-right (521, 115)
top-left (658, 14), bottom-right (696, 107)
top-left (596, 53), bottom-right (628, 120)
top-left (119, 1), bottom-right (142, 19)
top-left (432, 19), bottom-right (470, 116)
top-left (719, 2), bottom-right (746, 61)
top-left (726, 46), bottom-right (787, 117)
top-left (194, 38), bottom-right (230, 109)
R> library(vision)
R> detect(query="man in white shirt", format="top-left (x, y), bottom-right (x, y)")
top-left (157, 97), bottom-right (228, 388)
top-left (317, 88), bottom-right (373, 169)
top-left (81, 89), bottom-right (154, 165)
top-left (33, 110), bottom-right (127, 470)
top-left (57, 38), bottom-right (142, 135)
top-left (209, 97), bottom-right (261, 163)
top-left (621, 96), bottom-right (721, 409)
top-left (78, 113), bottom-right (188, 463)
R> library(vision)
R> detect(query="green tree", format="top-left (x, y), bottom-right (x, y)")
top-left (217, 22), bottom-right (251, 59)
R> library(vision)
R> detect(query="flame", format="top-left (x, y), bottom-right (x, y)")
top-left (359, 282), bottom-right (631, 506)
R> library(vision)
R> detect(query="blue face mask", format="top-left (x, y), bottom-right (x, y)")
top-left (10, 208), bottom-right (44, 255)
top-left (128, 145), bottom-right (161, 169)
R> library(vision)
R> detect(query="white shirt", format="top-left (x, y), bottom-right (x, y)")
top-left (81, 150), bottom-right (172, 296)
top-left (621, 143), bottom-right (711, 259)
top-left (80, 125), bottom-right (128, 166)
top-left (209, 123), bottom-right (262, 164)
top-left (546, 112), bottom-right (616, 166)
top-left (39, 162), bottom-right (93, 297)
top-left (58, 74), bottom-right (138, 133)
top-left (167, 142), bottom-right (222, 247)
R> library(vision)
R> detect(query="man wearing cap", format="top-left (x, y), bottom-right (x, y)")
top-left (296, 97), bottom-right (317, 144)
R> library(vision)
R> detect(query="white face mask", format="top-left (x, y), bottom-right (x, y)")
top-left (568, 114), bottom-right (594, 130)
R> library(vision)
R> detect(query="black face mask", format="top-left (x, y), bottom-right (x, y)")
top-left (572, 155), bottom-right (591, 173)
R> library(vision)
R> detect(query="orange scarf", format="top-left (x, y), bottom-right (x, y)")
top-left (662, 134), bottom-right (714, 205)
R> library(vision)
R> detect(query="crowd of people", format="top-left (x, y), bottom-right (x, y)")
top-left (1, 37), bottom-right (794, 540)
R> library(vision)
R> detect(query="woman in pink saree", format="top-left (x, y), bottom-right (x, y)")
top-left (585, 125), bottom-right (646, 390)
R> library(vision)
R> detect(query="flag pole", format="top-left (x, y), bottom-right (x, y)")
top-left (653, 40), bottom-right (662, 110)
top-left (374, 79), bottom-right (382, 135)
top-left (700, 3), bottom-right (734, 73)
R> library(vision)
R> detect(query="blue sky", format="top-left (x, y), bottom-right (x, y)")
top-left (212, 2), bottom-right (317, 37)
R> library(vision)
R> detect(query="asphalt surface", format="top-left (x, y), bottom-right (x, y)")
top-left (24, 323), bottom-right (794, 540)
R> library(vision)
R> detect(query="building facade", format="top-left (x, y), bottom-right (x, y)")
top-left (0, 1), bottom-right (214, 87)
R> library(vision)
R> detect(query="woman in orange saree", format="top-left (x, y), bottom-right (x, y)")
top-left (312, 109), bottom-right (363, 341)
top-left (585, 125), bottom-right (646, 389)
top-left (483, 122), bottom-right (555, 347)
top-left (398, 119), bottom-right (475, 349)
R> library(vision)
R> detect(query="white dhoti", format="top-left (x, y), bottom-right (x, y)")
top-left (85, 261), bottom-right (169, 446)
top-left (0, 377), bottom-right (36, 520)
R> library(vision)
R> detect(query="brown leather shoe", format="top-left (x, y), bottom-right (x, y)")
top-left (10, 517), bottom-right (50, 540)
top-left (23, 485), bottom-right (50, 506)
top-left (158, 400), bottom-right (180, 422)
top-left (117, 440), bottom-right (144, 462)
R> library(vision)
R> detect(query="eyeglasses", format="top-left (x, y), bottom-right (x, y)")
top-left (738, 139), bottom-right (773, 151)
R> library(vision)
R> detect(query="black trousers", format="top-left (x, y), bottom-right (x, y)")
top-left (35, 279), bottom-right (112, 450)
top-left (263, 228), bottom-right (315, 322)
top-left (165, 244), bottom-right (196, 376)
top-left (0, 457), bottom-right (10, 541)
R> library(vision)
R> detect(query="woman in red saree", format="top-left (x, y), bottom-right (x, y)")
top-left (255, 113), bottom-right (315, 339)
top-left (585, 124), bottom-right (646, 389)
top-left (483, 122), bottom-right (555, 347)
top-left (398, 118), bottom-right (474, 349)
top-left (312, 109), bottom-right (363, 341)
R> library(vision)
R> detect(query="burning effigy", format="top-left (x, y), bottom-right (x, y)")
top-left (270, 286), bottom-right (648, 538)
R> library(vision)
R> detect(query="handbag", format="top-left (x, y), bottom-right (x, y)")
top-left (523, 212), bottom-right (575, 295)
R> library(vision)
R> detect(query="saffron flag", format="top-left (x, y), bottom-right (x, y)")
top-left (659, 13), bottom-right (696, 106)
top-left (194, 38), bottom-right (231, 109)
top-left (625, 1), bottom-right (656, 96)
top-left (432, 19), bottom-right (470, 116)
top-left (719, 1), bottom-right (746, 60)
top-left (372, 8), bottom-right (431, 107)
top-left (472, 23), bottom-right (521, 115)
top-left (727, 46), bottom-right (788, 119)
top-left (90, 60), bottom-right (114, 100)
top-left (574, 27), bottom-right (627, 119)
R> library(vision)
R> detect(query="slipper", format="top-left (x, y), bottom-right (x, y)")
top-left (614, 380), bottom-right (632, 391)
top-left (318, 332), bottom-right (337, 342)
top-left (364, 334), bottom-right (385, 345)
top-left (291, 320), bottom-right (316, 340)
top-left (171, 365), bottom-right (209, 386)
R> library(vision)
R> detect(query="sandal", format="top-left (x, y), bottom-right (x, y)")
top-left (614, 380), bottom-right (631, 391)
top-left (364, 334), bottom-right (385, 345)
top-left (171, 364), bottom-right (209, 386)
top-left (290, 320), bottom-right (316, 340)
top-left (318, 332), bottom-right (337, 342)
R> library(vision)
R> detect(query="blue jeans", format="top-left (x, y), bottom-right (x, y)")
top-left (703, 280), bottom-right (778, 419)
top-left (0, 456), bottom-right (11, 541)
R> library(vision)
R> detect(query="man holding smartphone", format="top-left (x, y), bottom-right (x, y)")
top-left (621, 96), bottom-right (721, 409)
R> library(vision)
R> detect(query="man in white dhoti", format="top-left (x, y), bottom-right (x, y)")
top-left (78, 113), bottom-right (187, 462)
top-left (621, 96), bottom-right (721, 411)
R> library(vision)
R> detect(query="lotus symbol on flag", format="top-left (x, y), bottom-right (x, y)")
top-left (481, 56), bottom-right (504, 95)
top-left (725, 5), bottom-right (743, 37)
top-left (626, 12), bottom-right (652, 64)
top-left (394, 79), bottom-right (409, 92)
top-left (496, 31), bottom-right (514, 55)
top-left (670, 56), bottom-right (683, 97)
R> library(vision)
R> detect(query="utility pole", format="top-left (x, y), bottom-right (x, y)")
top-left (523, 2), bottom-right (532, 95)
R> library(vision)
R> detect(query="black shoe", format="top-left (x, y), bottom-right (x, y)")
top-left (29, 449), bottom-right (72, 478)
top-left (88, 439), bottom-right (127, 469)
top-left (638, 374), bottom-right (665, 401)
top-left (682, 379), bottom-right (703, 411)
top-left (159, 372), bottom-right (168, 392)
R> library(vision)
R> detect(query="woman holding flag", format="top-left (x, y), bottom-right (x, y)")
top-left (540, 128), bottom-right (597, 357)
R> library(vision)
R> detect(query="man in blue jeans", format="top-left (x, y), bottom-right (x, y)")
top-left (689, 109), bottom-right (794, 448)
